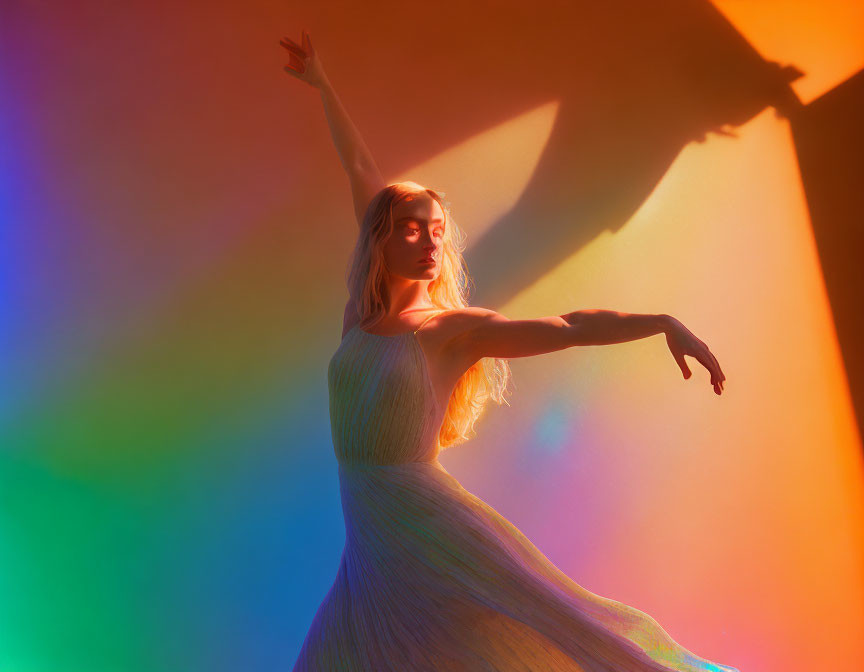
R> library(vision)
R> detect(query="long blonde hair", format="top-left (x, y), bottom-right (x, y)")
top-left (346, 181), bottom-right (512, 452)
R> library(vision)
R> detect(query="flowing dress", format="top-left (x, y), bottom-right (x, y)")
top-left (292, 312), bottom-right (740, 671)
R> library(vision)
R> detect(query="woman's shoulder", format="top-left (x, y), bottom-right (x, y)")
top-left (439, 306), bottom-right (507, 323)
top-left (430, 306), bottom-right (509, 337)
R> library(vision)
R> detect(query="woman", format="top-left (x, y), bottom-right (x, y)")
top-left (282, 29), bottom-right (735, 672)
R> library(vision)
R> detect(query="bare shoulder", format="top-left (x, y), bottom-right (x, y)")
top-left (428, 307), bottom-right (510, 348)
top-left (439, 306), bottom-right (508, 331)
top-left (415, 307), bottom-right (508, 377)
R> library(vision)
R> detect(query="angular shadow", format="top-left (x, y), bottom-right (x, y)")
top-left (459, 1), bottom-right (803, 306)
top-left (784, 69), bottom-right (864, 443)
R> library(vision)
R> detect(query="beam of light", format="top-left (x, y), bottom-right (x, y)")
top-left (497, 105), bottom-right (864, 670)
top-left (389, 101), bottom-right (560, 240)
top-left (713, 0), bottom-right (864, 104)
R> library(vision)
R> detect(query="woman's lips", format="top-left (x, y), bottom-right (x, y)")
top-left (419, 257), bottom-right (436, 264)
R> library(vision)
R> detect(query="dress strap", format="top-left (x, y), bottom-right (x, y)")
top-left (413, 309), bottom-right (450, 334)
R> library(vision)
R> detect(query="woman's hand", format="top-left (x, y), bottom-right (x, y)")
top-left (663, 316), bottom-right (726, 395)
top-left (280, 28), bottom-right (328, 89)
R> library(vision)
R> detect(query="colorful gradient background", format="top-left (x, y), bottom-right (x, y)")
top-left (3, 1), bottom-right (864, 670)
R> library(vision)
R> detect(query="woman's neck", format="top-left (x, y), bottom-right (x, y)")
top-left (383, 278), bottom-right (436, 319)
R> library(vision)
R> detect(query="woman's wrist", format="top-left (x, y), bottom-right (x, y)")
top-left (316, 73), bottom-right (331, 91)
top-left (658, 314), bottom-right (679, 334)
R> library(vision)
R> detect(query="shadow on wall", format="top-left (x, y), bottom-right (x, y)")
top-left (787, 68), bottom-right (864, 447)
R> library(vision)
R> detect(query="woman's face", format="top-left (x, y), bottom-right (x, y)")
top-left (381, 194), bottom-right (446, 281)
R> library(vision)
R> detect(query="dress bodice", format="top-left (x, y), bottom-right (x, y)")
top-left (327, 323), bottom-right (444, 467)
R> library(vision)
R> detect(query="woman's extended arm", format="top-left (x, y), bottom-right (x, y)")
top-left (448, 308), bottom-right (726, 395)
top-left (281, 29), bottom-right (385, 226)
top-left (318, 81), bottom-right (386, 225)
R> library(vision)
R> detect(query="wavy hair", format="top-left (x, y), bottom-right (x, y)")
top-left (346, 181), bottom-right (512, 452)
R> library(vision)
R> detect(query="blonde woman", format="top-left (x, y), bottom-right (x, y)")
top-left (282, 29), bottom-right (736, 672)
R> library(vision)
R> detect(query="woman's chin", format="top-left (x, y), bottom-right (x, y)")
top-left (406, 267), bottom-right (439, 280)
top-left (389, 269), bottom-right (438, 282)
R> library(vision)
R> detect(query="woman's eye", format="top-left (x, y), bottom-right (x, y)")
top-left (405, 227), bottom-right (443, 236)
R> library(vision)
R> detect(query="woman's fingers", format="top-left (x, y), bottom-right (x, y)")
top-left (672, 326), bottom-right (726, 395)
top-left (706, 355), bottom-right (724, 394)
top-left (284, 64), bottom-right (304, 78)
top-left (707, 348), bottom-right (724, 381)
top-left (280, 38), bottom-right (307, 59)
top-left (676, 352), bottom-right (691, 379)
top-left (280, 32), bottom-right (309, 78)
top-left (282, 50), bottom-right (304, 72)
top-left (706, 350), bottom-right (725, 390)
top-left (695, 342), bottom-right (723, 381)
top-left (281, 29), bottom-right (314, 57)
top-left (694, 346), bottom-right (724, 394)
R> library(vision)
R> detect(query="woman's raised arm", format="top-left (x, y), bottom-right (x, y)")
top-left (281, 29), bottom-right (386, 227)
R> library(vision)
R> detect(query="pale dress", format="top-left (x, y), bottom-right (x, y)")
top-left (292, 311), bottom-right (740, 671)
